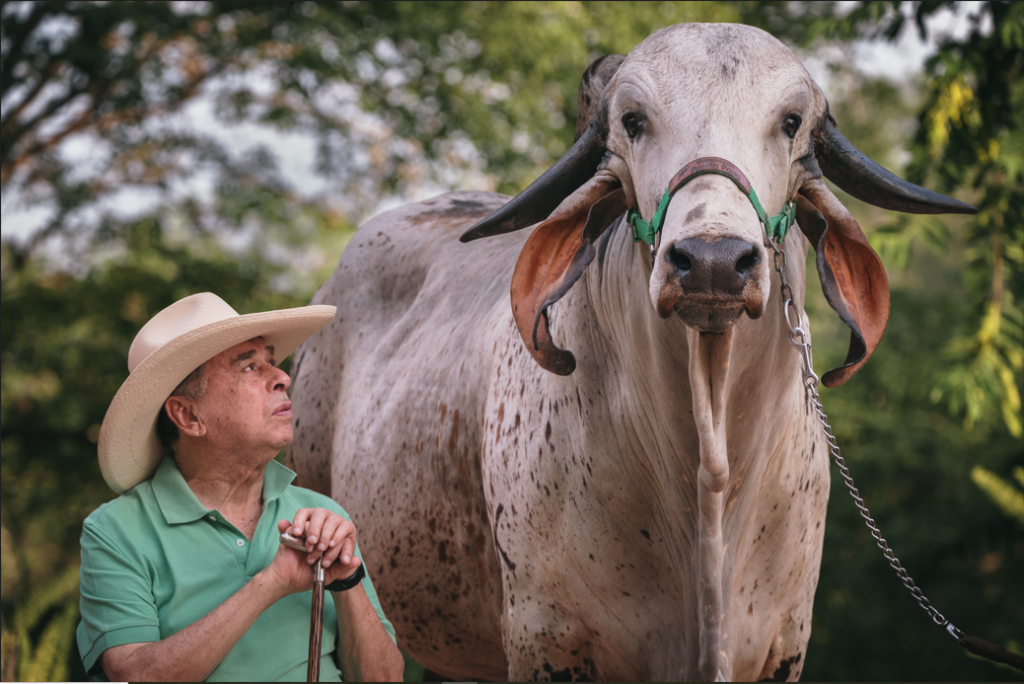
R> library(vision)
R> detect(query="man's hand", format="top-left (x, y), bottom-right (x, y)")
top-left (264, 509), bottom-right (362, 597)
top-left (272, 510), bottom-right (402, 680)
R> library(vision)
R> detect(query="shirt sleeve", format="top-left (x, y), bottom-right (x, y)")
top-left (77, 522), bottom-right (161, 678)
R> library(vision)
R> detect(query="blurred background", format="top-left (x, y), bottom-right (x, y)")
top-left (1, 1), bottom-right (1020, 681)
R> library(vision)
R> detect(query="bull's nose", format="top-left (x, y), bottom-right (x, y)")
top-left (666, 237), bottom-right (760, 295)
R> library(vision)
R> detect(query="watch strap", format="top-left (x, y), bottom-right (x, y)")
top-left (325, 563), bottom-right (365, 592)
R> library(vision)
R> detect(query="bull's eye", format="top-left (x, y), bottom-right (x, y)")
top-left (784, 114), bottom-right (802, 140)
top-left (622, 113), bottom-right (641, 139)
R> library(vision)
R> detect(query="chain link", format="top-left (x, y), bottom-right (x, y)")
top-left (765, 235), bottom-right (963, 641)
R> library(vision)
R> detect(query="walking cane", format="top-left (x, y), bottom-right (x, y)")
top-left (280, 532), bottom-right (325, 682)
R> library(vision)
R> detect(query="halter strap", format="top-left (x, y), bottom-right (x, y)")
top-left (627, 156), bottom-right (795, 246)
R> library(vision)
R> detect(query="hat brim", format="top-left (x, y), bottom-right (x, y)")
top-left (98, 305), bottom-right (336, 493)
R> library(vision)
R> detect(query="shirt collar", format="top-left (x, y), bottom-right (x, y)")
top-left (152, 456), bottom-right (297, 525)
top-left (263, 459), bottom-right (297, 502)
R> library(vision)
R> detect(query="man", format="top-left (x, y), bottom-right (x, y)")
top-left (77, 292), bottom-right (405, 681)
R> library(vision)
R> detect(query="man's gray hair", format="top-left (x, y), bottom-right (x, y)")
top-left (155, 362), bottom-right (208, 451)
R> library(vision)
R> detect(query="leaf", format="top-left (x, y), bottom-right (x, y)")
top-left (21, 602), bottom-right (77, 683)
top-left (13, 562), bottom-right (80, 635)
top-left (970, 466), bottom-right (1024, 525)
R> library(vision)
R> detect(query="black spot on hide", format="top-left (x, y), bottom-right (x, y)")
top-left (413, 197), bottom-right (499, 221)
top-left (449, 198), bottom-right (492, 214)
top-left (760, 653), bottom-right (802, 682)
top-left (543, 662), bottom-right (573, 682)
top-left (493, 504), bottom-right (517, 578)
top-left (685, 203), bottom-right (707, 223)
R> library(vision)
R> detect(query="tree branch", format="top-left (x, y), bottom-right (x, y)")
top-left (0, 59), bottom-right (63, 135)
top-left (0, 1), bottom-right (55, 99)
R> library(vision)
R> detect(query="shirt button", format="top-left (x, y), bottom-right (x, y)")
top-left (208, 516), bottom-right (216, 522)
top-left (236, 539), bottom-right (245, 547)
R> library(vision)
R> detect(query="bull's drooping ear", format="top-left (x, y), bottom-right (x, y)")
top-left (796, 179), bottom-right (889, 387)
top-left (511, 177), bottom-right (627, 375)
top-left (802, 108), bottom-right (976, 386)
top-left (459, 53), bottom-right (627, 374)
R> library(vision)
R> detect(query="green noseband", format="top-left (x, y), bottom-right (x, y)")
top-left (627, 157), bottom-right (796, 246)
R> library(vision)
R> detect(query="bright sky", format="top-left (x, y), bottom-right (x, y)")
top-left (0, 3), bottom-right (987, 246)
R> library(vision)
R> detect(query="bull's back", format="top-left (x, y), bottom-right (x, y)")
top-left (289, 191), bottom-right (523, 679)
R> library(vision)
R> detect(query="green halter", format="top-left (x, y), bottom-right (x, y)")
top-left (627, 157), bottom-right (796, 246)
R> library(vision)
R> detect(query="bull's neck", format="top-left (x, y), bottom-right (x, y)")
top-left (562, 216), bottom-right (810, 679)
top-left (575, 217), bottom-right (809, 434)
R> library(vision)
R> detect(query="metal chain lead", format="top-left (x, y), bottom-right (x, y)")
top-left (766, 236), bottom-right (963, 642)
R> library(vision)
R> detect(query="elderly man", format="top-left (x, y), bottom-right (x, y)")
top-left (76, 293), bottom-right (405, 681)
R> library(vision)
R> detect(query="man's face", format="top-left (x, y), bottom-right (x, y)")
top-left (192, 337), bottom-right (294, 454)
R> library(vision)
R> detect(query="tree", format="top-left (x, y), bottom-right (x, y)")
top-left (815, 1), bottom-right (1024, 438)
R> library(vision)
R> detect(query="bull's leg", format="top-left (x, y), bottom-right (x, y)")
top-left (755, 608), bottom-right (810, 682)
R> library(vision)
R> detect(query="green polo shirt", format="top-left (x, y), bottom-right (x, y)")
top-left (77, 456), bottom-right (395, 681)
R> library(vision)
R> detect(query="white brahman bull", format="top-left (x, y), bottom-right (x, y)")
top-left (288, 23), bottom-right (972, 681)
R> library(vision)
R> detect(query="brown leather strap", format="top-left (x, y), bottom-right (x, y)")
top-left (959, 634), bottom-right (1024, 672)
top-left (668, 157), bottom-right (752, 195)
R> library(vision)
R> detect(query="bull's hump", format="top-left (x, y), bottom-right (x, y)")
top-left (410, 191), bottom-right (510, 224)
top-left (321, 191), bottom-right (531, 356)
top-left (374, 191), bottom-right (509, 236)
top-left (340, 191), bottom-right (526, 288)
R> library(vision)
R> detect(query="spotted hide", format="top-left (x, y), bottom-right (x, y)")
top-left (288, 23), bottom-right (974, 682)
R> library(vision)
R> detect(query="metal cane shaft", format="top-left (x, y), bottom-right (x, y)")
top-left (307, 562), bottom-right (325, 682)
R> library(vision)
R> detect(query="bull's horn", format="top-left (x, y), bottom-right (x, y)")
top-left (814, 113), bottom-right (977, 215)
top-left (575, 53), bottom-right (625, 142)
top-left (460, 122), bottom-right (605, 242)
top-left (460, 53), bottom-right (625, 243)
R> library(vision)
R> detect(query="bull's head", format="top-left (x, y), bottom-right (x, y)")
top-left (461, 24), bottom-right (974, 386)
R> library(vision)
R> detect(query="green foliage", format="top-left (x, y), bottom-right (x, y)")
top-left (817, 1), bottom-right (1024, 437)
top-left (971, 465), bottom-right (1024, 525)
top-left (801, 241), bottom-right (1023, 681)
top-left (1, 2), bottom-right (1021, 681)
top-left (2, 1), bottom-right (835, 262)
top-left (0, 563), bottom-right (80, 682)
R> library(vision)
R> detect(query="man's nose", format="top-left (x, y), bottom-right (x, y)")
top-left (271, 366), bottom-right (291, 392)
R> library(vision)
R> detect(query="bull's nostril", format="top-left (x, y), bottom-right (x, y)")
top-left (669, 237), bottom-right (759, 293)
top-left (735, 251), bottom-right (760, 275)
top-left (666, 247), bottom-right (692, 274)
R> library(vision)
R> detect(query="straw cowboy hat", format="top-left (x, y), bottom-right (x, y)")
top-left (98, 292), bottom-right (336, 493)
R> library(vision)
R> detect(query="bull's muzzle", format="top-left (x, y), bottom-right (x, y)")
top-left (657, 236), bottom-right (766, 330)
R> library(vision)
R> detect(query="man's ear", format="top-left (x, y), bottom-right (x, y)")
top-left (796, 178), bottom-right (890, 387)
top-left (164, 396), bottom-right (206, 438)
top-left (511, 175), bottom-right (627, 375)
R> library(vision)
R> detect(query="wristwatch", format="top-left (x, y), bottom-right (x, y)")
top-left (325, 563), bottom-right (365, 592)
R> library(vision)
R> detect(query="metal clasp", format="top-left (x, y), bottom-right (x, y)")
top-left (784, 302), bottom-right (819, 387)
